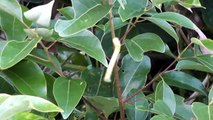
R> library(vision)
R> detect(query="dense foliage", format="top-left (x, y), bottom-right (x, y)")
top-left (0, 0), bottom-right (213, 119)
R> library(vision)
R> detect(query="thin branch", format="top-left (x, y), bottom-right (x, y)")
top-left (82, 97), bottom-right (108, 120)
top-left (120, 17), bottom-right (139, 43)
top-left (40, 42), bottom-right (64, 76)
top-left (107, 0), bottom-right (125, 119)
top-left (123, 43), bottom-right (193, 103)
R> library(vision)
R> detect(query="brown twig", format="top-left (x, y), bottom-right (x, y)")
top-left (108, 0), bottom-right (125, 119)
top-left (120, 17), bottom-right (139, 43)
top-left (82, 97), bottom-right (108, 120)
top-left (123, 43), bottom-right (193, 103)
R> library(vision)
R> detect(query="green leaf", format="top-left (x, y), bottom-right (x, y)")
top-left (151, 114), bottom-right (174, 120)
top-left (192, 38), bottom-right (213, 51)
top-left (209, 86), bottom-right (213, 103)
top-left (81, 67), bottom-right (112, 96)
top-left (180, 0), bottom-right (202, 8)
top-left (9, 112), bottom-right (47, 120)
top-left (155, 81), bottom-right (176, 115)
top-left (151, 12), bottom-right (198, 30)
top-left (86, 96), bottom-right (118, 117)
top-left (131, 33), bottom-right (166, 53)
top-left (146, 17), bottom-right (179, 43)
top-left (152, 0), bottom-right (173, 7)
top-left (104, 17), bottom-right (128, 34)
top-left (175, 59), bottom-right (213, 73)
top-left (175, 95), bottom-right (194, 120)
top-left (192, 102), bottom-right (213, 120)
top-left (56, 1), bottom-right (110, 37)
top-left (201, 39), bottom-right (213, 50)
top-left (44, 74), bottom-right (56, 102)
top-left (0, 76), bottom-right (15, 94)
top-left (0, 10), bottom-right (26, 40)
top-left (126, 90), bottom-right (149, 120)
top-left (120, 55), bottom-right (151, 98)
top-left (118, 0), bottom-right (148, 21)
top-left (0, 94), bottom-right (62, 119)
top-left (58, 30), bottom-right (108, 67)
top-left (2, 60), bottom-right (47, 98)
top-left (0, 37), bottom-right (41, 70)
top-left (26, 49), bottom-right (62, 75)
top-left (125, 39), bottom-right (144, 61)
top-left (24, 1), bottom-right (54, 27)
top-left (152, 100), bottom-right (173, 116)
top-left (162, 71), bottom-right (206, 96)
top-left (53, 77), bottom-right (86, 119)
top-left (58, 7), bottom-right (74, 20)
top-left (0, 0), bottom-right (23, 20)
top-left (196, 55), bottom-right (213, 71)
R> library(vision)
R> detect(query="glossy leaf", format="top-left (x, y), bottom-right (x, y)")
top-left (126, 90), bottom-right (149, 120)
top-left (26, 49), bottom-right (62, 74)
top-left (196, 55), bottom-right (213, 71)
top-left (155, 81), bottom-right (176, 115)
top-left (87, 96), bottom-right (118, 117)
top-left (151, 114), bottom-right (174, 120)
top-left (24, 0), bottom-right (54, 27)
top-left (191, 38), bottom-right (213, 51)
top-left (146, 17), bottom-right (179, 43)
top-left (58, 7), bottom-right (74, 20)
top-left (104, 17), bottom-right (128, 34)
top-left (175, 95), bottom-right (194, 120)
top-left (209, 86), bottom-right (213, 103)
top-left (0, 37), bottom-right (41, 70)
top-left (131, 33), bottom-right (166, 53)
top-left (81, 68), bottom-right (112, 96)
top-left (10, 112), bottom-right (46, 120)
top-left (192, 102), bottom-right (213, 120)
top-left (151, 12), bottom-right (198, 30)
top-left (162, 71), bottom-right (206, 95)
top-left (58, 30), bottom-right (108, 67)
top-left (152, 0), bottom-right (173, 7)
top-left (180, 0), bottom-right (202, 8)
top-left (0, 10), bottom-right (26, 40)
top-left (53, 77), bottom-right (86, 119)
top-left (125, 39), bottom-right (144, 61)
top-left (175, 59), bottom-right (213, 73)
top-left (118, 0), bottom-right (148, 21)
top-left (0, 94), bottom-right (62, 119)
top-left (120, 55), bottom-right (151, 98)
top-left (56, 1), bottom-right (110, 37)
top-left (2, 60), bottom-right (47, 98)
top-left (0, 0), bottom-right (23, 20)
top-left (152, 100), bottom-right (173, 116)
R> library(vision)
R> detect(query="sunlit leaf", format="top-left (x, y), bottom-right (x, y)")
top-left (56, 0), bottom-right (110, 37)
top-left (0, 37), bottom-right (41, 70)
top-left (0, 0), bottom-right (23, 20)
top-left (0, 10), bottom-right (26, 40)
top-left (58, 30), bottom-right (108, 67)
top-left (192, 102), bottom-right (213, 120)
top-left (155, 81), bottom-right (176, 115)
top-left (0, 94), bottom-right (62, 119)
